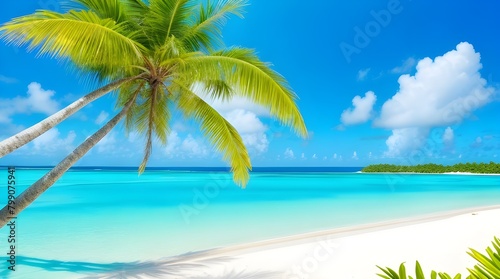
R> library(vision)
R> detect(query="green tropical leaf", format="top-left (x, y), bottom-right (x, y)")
top-left (174, 82), bottom-right (251, 186)
top-left (182, 47), bottom-right (308, 137)
top-left (399, 262), bottom-right (407, 279)
top-left (182, 0), bottom-right (247, 51)
top-left (415, 261), bottom-right (425, 279)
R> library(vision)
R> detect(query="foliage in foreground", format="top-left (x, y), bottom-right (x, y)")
top-left (377, 236), bottom-right (500, 279)
top-left (363, 162), bottom-right (500, 174)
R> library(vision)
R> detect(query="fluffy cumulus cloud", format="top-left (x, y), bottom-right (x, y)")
top-left (1, 83), bottom-right (60, 122)
top-left (376, 42), bottom-right (495, 156)
top-left (385, 128), bottom-right (430, 157)
top-left (341, 91), bottom-right (377, 125)
top-left (443, 127), bottom-right (454, 145)
top-left (26, 83), bottom-right (60, 114)
top-left (0, 82), bottom-right (60, 123)
top-left (441, 127), bottom-right (455, 153)
top-left (164, 131), bottom-right (208, 158)
top-left (377, 43), bottom-right (494, 129)
top-left (32, 128), bottom-right (76, 154)
top-left (284, 148), bottom-right (295, 159)
top-left (352, 151), bottom-right (358, 160)
top-left (181, 134), bottom-right (208, 156)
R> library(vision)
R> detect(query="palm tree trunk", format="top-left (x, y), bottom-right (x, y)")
top-left (0, 95), bottom-right (137, 228)
top-left (0, 74), bottom-right (144, 157)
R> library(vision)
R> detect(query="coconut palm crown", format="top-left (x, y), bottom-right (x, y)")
top-left (0, 0), bottom-right (307, 186)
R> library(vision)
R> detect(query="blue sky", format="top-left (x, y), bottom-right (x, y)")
top-left (1, 0), bottom-right (499, 167)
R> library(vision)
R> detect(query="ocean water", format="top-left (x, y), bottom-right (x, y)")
top-left (0, 167), bottom-right (499, 278)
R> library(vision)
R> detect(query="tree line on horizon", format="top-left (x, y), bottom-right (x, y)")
top-left (362, 162), bottom-right (500, 174)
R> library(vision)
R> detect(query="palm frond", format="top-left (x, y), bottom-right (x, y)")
top-left (118, 80), bottom-right (147, 135)
top-left (0, 10), bottom-right (144, 78)
top-left (155, 35), bottom-right (187, 64)
top-left (182, 48), bottom-right (308, 137)
top-left (135, 85), bottom-right (171, 173)
top-left (468, 237), bottom-right (500, 279)
top-left (174, 80), bottom-right (251, 186)
top-left (182, 0), bottom-right (247, 51)
top-left (145, 0), bottom-right (194, 47)
top-left (202, 80), bottom-right (234, 100)
top-left (68, 0), bottom-right (127, 23)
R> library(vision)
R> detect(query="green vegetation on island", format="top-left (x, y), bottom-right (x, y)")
top-left (362, 162), bottom-right (500, 174)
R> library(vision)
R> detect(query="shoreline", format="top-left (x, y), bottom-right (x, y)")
top-left (172, 205), bottom-right (500, 278)
top-left (84, 205), bottom-right (500, 278)
top-left (169, 205), bottom-right (500, 261)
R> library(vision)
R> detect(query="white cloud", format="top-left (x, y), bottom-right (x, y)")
top-left (391, 57), bottom-right (417, 74)
top-left (95, 111), bottom-right (109, 125)
top-left (32, 128), bottom-right (76, 154)
top-left (376, 43), bottom-right (494, 129)
top-left (27, 83), bottom-right (60, 114)
top-left (443, 127), bottom-right (454, 145)
top-left (341, 91), bottom-right (377, 125)
top-left (333, 153), bottom-right (338, 159)
top-left (376, 42), bottom-right (495, 156)
top-left (165, 131), bottom-right (182, 155)
top-left (357, 68), bottom-right (371, 81)
top-left (96, 132), bottom-right (117, 153)
top-left (0, 82), bottom-right (60, 123)
top-left (284, 148), bottom-right (295, 159)
top-left (352, 151), bottom-right (358, 160)
top-left (165, 131), bottom-right (208, 158)
top-left (385, 128), bottom-right (430, 157)
top-left (181, 134), bottom-right (208, 157)
top-left (301, 153), bottom-right (306, 159)
top-left (312, 154), bottom-right (317, 159)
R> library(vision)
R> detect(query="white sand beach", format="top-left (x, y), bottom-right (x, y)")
top-left (137, 206), bottom-right (500, 279)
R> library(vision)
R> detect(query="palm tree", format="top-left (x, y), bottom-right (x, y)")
top-left (0, 0), bottom-right (307, 228)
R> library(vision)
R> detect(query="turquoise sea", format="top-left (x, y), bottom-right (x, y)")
top-left (1, 167), bottom-right (500, 278)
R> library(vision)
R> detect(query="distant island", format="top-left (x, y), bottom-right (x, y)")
top-left (362, 162), bottom-right (500, 174)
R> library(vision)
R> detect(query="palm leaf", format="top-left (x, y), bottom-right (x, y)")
top-left (67, 0), bottom-right (128, 23)
top-left (182, 0), bottom-right (247, 51)
top-left (145, 0), bottom-right (194, 47)
top-left (174, 81), bottom-right (251, 186)
top-left (467, 237), bottom-right (500, 279)
top-left (181, 48), bottom-right (307, 137)
top-left (0, 9), bottom-right (144, 78)
top-left (134, 85), bottom-right (172, 173)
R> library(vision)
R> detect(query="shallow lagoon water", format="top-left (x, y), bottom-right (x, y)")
top-left (1, 168), bottom-right (499, 278)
